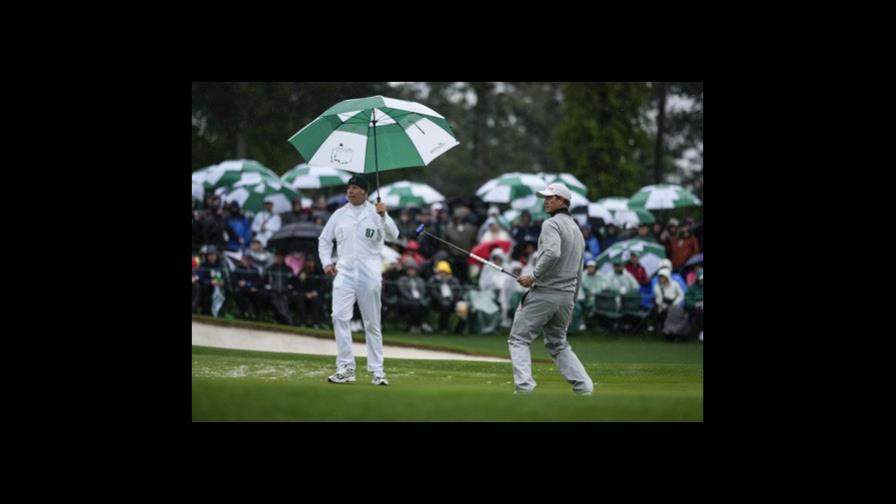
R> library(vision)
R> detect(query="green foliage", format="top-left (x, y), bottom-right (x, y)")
top-left (550, 82), bottom-right (653, 198)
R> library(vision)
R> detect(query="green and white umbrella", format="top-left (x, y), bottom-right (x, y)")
top-left (511, 190), bottom-right (589, 211)
top-left (281, 163), bottom-right (352, 190)
top-left (594, 239), bottom-right (667, 277)
top-left (629, 184), bottom-right (702, 210)
top-left (538, 172), bottom-right (588, 197)
top-left (592, 197), bottom-right (655, 226)
top-left (193, 159), bottom-right (280, 191)
top-left (287, 95), bottom-right (459, 199)
top-left (192, 182), bottom-right (204, 202)
top-left (476, 172), bottom-right (548, 205)
top-left (221, 179), bottom-right (301, 214)
top-left (368, 181), bottom-right (445, 209)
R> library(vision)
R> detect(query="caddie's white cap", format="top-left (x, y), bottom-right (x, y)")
top-left (536, 182), bottom-right (573, 202)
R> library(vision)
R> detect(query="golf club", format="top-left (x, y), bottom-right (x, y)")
top-left (415, 224), bottom-right (518, 279)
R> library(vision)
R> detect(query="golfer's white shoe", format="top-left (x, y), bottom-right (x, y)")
top-left (372, 374), bottom-right (389, 386)
top-left (327, 368), bottom-right (356, 384)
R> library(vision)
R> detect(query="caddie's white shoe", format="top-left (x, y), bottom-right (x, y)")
top-left (372, 374), bottom-right (389, 386)
top-left (327, 368), bottom-right (356, 384)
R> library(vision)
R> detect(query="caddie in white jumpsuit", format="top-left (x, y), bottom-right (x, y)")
top-left (318, 173), bottom-right (399, 385)
top-left (510, 183), bottom-right (595, 395)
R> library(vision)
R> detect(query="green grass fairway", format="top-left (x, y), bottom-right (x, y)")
top-left (192, 321), bottom-right (703, 421)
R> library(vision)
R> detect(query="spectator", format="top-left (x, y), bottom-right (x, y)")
top-left (601, 222), bottom-right (621, 251)
top-left (230, 253), bottom-right (264, 321)
top-left (246, 238), bottom-right (273, 270)
top-left (499, 260), bottom-right (526, 329)
top-left (196, 245), bottom-right (229, 317)
top-left (192, 200), bottom-right (204, 254)
top-left (637, 221), bottom-right (658, 243)
top-left (607, 258), bottom-right (639, 294)
top-left (625, 251), bottom-right (650, 286)
top-left (477, 249), bottom-right (506, 295)
top-left (653, 269), bottom-right (685, 340)
top-left (311, 195), bottom-right (331, 223)
top-left (668, 224), bottom-right (701, 271)
top-left (685, 267), bottom-right (703, 342)
top-left (201, 200), bottom-right (233, 251)
top-left (396, 209), bottom-right (418, 241)
top-left (623, 221), bottom-right (640, 239)
top-left (580, 259), bottom-right (610, 318)
top-left (511, 210), bottom-right (540, 246)
top-left (397, 259), bottom-right (431, 334)
top-left (192, 253), bottom-right (202, 312)
top-left (477, 206), bottom-right (511, 241)
top-left (442, 207), bottom-right (477, 284)
top-left (581, 223), bottom-right (601, 258)
top-left (415, 211), bottom-right (438, 257)
top-left (659, 218), bottom-right (680, 258)
top-left (281, 196), bottom-right (310, 225)
top-left (251, 200), bottom-right (282, 248)
top-left (427, 260), bottom-right (463, 333)
top-left (263, 250), bottom-right (294, 325)
top-left (224, 201), bottom-right (252, 252)
top-left (651, 221), bottom-right (664, 241)
top-left (399, 239), bottom-right (425, 268)
top-left (294, 256), bottom-right (327, 328)
top-left (479, 217), bottom-right (513, 244)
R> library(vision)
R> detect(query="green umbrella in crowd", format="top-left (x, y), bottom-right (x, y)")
top-left (193, 159), bottom-right (280, 191)
top-left (594, 239), bottom-right (667, 277)
top-left (369, 181), bottom-right (445, 209)
top-left (477, 172), bottom-right (553, 206)
top-left (221, 179), bottom-right (301, 214)
top-left (510, 190), bottom-right (589, 212)
top-left (287, 95), bottom-right (460, 201)
top-left (538, 172), bottom-right (589, 197)
top-left (592, 197), bottom-right (656, 226)
top-left (629, 184), bottom-right (702, 210)
top-left (280, 163), bottom-right (353, 190)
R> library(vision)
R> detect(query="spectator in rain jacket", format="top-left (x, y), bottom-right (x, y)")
top-left (225, 201), bottom-right (252, 252)
top-left (263, 250), bottom-right (294, 325)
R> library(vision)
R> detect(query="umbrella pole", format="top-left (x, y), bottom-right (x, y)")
top-left (372, 109), bottom-right (381, 203)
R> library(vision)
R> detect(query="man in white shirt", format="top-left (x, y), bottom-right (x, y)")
top-left (251, 199), bottom-right (282, 248)
top-left (318, 174), bottom-right (399, 386)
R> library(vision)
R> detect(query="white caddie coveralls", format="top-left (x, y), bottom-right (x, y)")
top-left (318, 200), bottom-right (399, 375)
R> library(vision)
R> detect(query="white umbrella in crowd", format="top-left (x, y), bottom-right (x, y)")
top-left (281, 163), bottom-right (353, 190)
top-left (629, 184), bottom-right (702, 210)
top-left (368, 181), bottom-right (445, 209)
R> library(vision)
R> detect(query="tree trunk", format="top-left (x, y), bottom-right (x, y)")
top-left (653, 82), bottom-right (667, 184)
top-left (236, 118), bottom-right (248, 158)
top-left (470, 82), bottom-right (492, 173)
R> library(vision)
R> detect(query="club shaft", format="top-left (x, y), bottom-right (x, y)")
top-left (421, 231), bottom-right (518, 279)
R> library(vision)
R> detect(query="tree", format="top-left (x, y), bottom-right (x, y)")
top-left (550, 82), bottom-right (652, 199)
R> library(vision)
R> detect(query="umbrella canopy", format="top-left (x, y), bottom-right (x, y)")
top-left (592, 197), bottom-right (656, 226)
top-left (269, 221), bottom-right (324, 241)
top-left (368, 181), bottom-right (445, 209)
top-left (538, 172), bottom-right (588, 197)
top-left (287, 96), bottom-right (459, 198)
top-left (510, 190), bottom-right (589, 211)
top-left (683, 252), bottom-right (703, 269)
top-left (469, 240), bottom-right (513, 265)
top-left (221, 180), bottom-right (300, 214)
top-left (476, 172), bottom-right (547, 205)
top-left (192, 182), bottom-right (204, 202)
top-left (629, 184), bottom-right (702, 210)
top-left (594, 239), bottom-right (667, 277)
top-left (281, 163), bottom-right (352, 190)
top-left (194, 159), bottom-right (280, 190)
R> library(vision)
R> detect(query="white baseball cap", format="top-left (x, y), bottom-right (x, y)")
top-left (536, 182), bottom-right (573, 202)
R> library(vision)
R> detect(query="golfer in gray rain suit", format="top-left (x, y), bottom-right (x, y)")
top-left (509, 182), bottom-right (595, 395)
